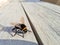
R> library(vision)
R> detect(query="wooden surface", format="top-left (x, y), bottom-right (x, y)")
top-left (0, 0), bottom-right (38, 45)
top-left (22, 2), bottom-right (60, 45)
top-left (0, 0), bottom-right (60, 45)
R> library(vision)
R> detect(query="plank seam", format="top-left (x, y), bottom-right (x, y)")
top-left (20, 2), bottom-right (43, 45)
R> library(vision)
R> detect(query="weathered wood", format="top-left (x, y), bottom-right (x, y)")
top-left (0, 1), bottom-right (38, 45)
top-left (37, 2), bottom-right (60, 14)
top-left (22, 2), bottom-right (60, 45)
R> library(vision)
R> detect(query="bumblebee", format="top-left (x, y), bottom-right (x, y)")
top-left (12, 24), bottom-right (27, 36)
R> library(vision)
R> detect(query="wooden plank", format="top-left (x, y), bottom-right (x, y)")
top-left (0, 1), bottom-right (38, 45)
top-left (22, 2), bottom-right (60, 45)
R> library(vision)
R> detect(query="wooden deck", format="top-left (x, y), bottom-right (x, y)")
top-left (0, 0), bottom-right (60, 45)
